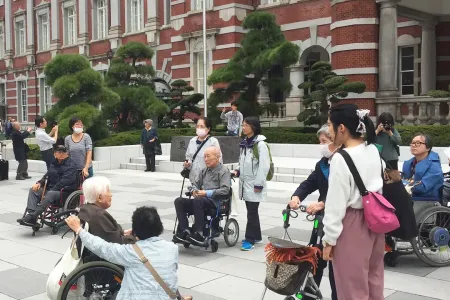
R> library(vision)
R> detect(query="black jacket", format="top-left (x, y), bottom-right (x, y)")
top-left (11, 129), bottom-right (30, 161)
top-left (38, 157), bottom-right (78, 191)
top-left (140, 128), bottom-right (158, 155)
top-left (292, 157), bottom-right (329, 202)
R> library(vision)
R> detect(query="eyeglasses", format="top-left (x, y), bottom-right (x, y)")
top-left (410, 142), bottom-right (426, 147)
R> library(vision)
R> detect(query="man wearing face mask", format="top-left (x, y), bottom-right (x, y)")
top-left (288, 124), bottom-right (339, 300)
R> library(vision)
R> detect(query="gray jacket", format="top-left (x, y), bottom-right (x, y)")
top-left (185, 136), bottom-right (222, 184)
top-left (237, 135), bottom-right (270, 202)
top-left (192, 163), bottom-right (231, 200)
top-left (374, 128), bottom-right (401, 161)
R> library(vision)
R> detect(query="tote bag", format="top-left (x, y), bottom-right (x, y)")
top-left (46, 223), bottom-right (89, 300)
top-left (339, 150), bottom-right (400, 234)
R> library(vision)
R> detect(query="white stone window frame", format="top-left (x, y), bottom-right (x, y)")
top-left (15, 76), bottom-right (28, 122)
top-left (0, 78), bottom-right (6, 106)
top-left (62, 0), bottom-right (78, 46)
top-left (92, 0), bottom-right (109, 41)
top-left (36, 6), bottom-right (50, 52)
top-left (398, 35), bottom-right (421, 96)
top-left (0, 0), bottom-right (4, 6)
top-left (0, 21), bottom-right (4, 59)
top-left (164, 0), bottom-right (171, 25)
top-left (258, 0), bottom-right (289, 9)
top-left (37, 73), bottom-right (52, 114)
top-left (126, 0), bottom-right (144, 33)
top-left (191, 0), bottom-right (214, 12)
top-left (14, 14), bottom-right (26, 57)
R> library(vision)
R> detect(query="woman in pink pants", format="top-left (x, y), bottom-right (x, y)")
top-left (322, 104), bottom-right (385, 300)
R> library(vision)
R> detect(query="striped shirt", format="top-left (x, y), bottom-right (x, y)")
top-left (64, 133), bottom-right (93, 170)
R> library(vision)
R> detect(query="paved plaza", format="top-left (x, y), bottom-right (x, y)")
top-left (0, 169), bottom-right (448, 300)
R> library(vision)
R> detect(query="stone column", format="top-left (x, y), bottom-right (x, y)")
top-left (78, 0), bottom-right (89, 55)
top-left (285, 64), bottom-right (304, 118)
top-left (146, 0), bottom-right (160, 46)
top-left (377, 0), bottom-right (400, 97)
top-left (421, 21), bottom-right (437, 95)
top-left (50, 0), bottom-right (60, 56)
top-left (109, 0), bottom-right (122, 50)
top-left (257, 77), bottom-right (270, 105)
top-left (26, 0), bottom-right (34, 59)
top-left (4, 0), bottom-right (13, 67)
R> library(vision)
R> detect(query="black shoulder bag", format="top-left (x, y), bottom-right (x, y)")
top-left (180, 137), bottom-right (210, 179)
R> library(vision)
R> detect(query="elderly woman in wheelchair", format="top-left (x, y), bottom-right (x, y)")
top-left (17, 145), bottom-right (79, 227)
top-left (173, 146), bottom-right (239, 252)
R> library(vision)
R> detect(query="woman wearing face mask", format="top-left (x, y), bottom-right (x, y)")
top-left (288, 124), bottom-right (338, 300)
top-left (184, 117), bottom-right (222, 184)
top-left (65, 117), bottom-right (94, 178)
top-left (322, 104), bottom-right (384, 300)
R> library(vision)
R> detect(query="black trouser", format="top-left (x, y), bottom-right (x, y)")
top-left (17, 159), bottom-right (28, 176)
top-left (41, 148), bottom-right (55, 170)
top-left (26, 188), bottom-right (60, 218)
top-left (304, 259), bottom-right (337, 300)
top-left (245, 201), bottom-right (262, 244)
top-left (174, 197), bottom-right (215, 233)
top-left (386, 160), bottom-right (398, 170)
top-left (145, 154), bottom-right (155, 171)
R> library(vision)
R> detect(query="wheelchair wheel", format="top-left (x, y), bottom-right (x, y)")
top-left (384, 251), bottom-right (399, 267)
top-left (224, 218), bottom-right (239, 247)
top-left (63, 190), bottom-right (83, 211)
top-left (411, 206), bottom-right (450, 267)
top-left (57, 261), bottom-right (123, 300)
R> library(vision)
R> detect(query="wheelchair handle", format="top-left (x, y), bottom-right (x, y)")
top-left (52, 208), bottom-right (80, 219)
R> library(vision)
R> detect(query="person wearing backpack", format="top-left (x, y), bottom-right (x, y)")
top-left (233, 116), bottom-right (271, 251)
top-left (322, 104), bottom-right (385, 300)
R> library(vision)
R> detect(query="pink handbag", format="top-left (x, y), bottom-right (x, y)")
top-left (339, 150), bottom-right (400, 234)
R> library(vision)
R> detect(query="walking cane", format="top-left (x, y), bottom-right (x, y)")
top-left (173, 177), bottom-right (186, 234)
top-left (39, 176), bottom-right (48, 204)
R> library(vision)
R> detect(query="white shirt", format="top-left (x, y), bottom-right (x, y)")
top-left (35, 128), bottom-right (56, 151)
top-left (322, 143), bottom-right (384, 245)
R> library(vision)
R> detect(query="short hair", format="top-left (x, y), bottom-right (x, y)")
top-left (35, 116), bottom-right (45, 127)
top-left (196, 117), bottom-right (212, 130)
top-left (412, 133), bottom-right (433, 152)
top-left (317, 124), bottom-right (331, 138)
top-left (205, 146), bottom-right (221, 158)
top-left (82, 176), bottom-right (111, 204)
top-left (231, 101), bottom-right (238, 108)
top-left (243, 116), bottom-right (261, 136)
top-left (131, 206), bottom-right (164, 240)
top-left (377, 112), bottom-right (395, 126)
top-left (143, 119), bottom-right (153, 126)
top-left (69, 117), bottom-right (82, 132)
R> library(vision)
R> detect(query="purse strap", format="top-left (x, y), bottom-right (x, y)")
top-left (191, 136), bottom-right (210, 163)
top-left (338, 149), bottom-right (369, 196)
top-left (132, 244), bottom-right (177, 299)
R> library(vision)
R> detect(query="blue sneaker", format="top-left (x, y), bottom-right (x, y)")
top-left (241, 241), bottom-right (254, 251)
top-left (242, 239), bottom-right (262, 244)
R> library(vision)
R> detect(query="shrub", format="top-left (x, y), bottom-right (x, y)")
top-left (396, 125), bottom-right (450, 147)
top-left (27, 144), bottom-right (42, 161)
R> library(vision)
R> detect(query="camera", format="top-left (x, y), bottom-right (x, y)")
top-left (51, 121), bottom-right (58, 127)
top-left (383, 122), bottom-right (392, 131)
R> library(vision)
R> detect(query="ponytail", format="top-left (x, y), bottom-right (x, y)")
top-left (364, 116), bottom-right (376, 145)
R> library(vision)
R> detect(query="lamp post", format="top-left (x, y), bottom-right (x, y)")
top-left (202, 0), bottom-right (207, 117)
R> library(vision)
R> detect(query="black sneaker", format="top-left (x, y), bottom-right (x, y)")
top-left (188, 232), bottom-right (206, 246)
top-left (173, 230), bottom-right (190, 244)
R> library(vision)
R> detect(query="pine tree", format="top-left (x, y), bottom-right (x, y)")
top-left (44, 54), bottom-right (120, 140)
top-left (297, 61), bottom-right (366, 125)
top-left (159, 79), bottom-right (203, 128)
top-left (207, 12), bottom-right (300, 117)
top-left (105, 41), bottom-right (168, 130)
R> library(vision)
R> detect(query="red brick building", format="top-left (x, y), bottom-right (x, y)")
top-left (0, 0), bottom-right (449, 126)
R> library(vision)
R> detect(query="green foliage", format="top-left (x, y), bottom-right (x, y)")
top-left (207, 12), bottom-right (300, 117)
top-left (44, 54), bottom-right (120, 140)
top-left (297, 61), bottom-right (366, 126)
top-left (95, 125), bottom-right (450, 148)
top-left (27, 144), bottom-right (42, 160)
top-left (428, 90), bottom-right (450, 98)
top-left (158, 79), bottom-right (203, 128)
top-left (105, 41), bottom-right (168, 131)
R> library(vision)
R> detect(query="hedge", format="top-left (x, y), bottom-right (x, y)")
top-left (93, 125), bottom-right (450, 147)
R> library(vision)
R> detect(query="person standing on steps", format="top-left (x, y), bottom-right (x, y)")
top-left (140, 119), bottom-right (158, 172)
top-left (234, 116), bottom-right (270, 251)
top-left (35, 116), bottom-right (58, 170)
top-left (11, 122), bottom-right (33, 180)
top-left (221, 101), bottom-right (243, 136)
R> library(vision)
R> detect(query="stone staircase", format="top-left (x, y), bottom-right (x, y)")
top-left (119, 155), bottom-right (312, 184)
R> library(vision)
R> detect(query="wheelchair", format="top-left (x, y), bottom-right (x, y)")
top-left (19, 170), bottom-right (85, 236)
top-left (45, 210), bottom-right (123, 300)
top-left (172, 178), bottom-right (240, 253)
top-left (384, 171), bottom-right (450, 267)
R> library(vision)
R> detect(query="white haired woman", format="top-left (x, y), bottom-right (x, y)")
top-left (78, 176), bottom-right (135, 262)
top-left (140, 119), bottom-right (158, 172)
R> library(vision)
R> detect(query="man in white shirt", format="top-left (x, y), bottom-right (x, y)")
top-left (220, 101), bottom-right (243, 136)
top-left (35, 116), bottom-right (58, 169)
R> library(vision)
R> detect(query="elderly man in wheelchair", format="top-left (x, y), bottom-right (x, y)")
top-left (173, 146), bottom-right (231, 247)
top-left (17, 145), bottom-right (78, 226)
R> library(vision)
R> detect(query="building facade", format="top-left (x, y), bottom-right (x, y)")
top-left (0, 0), bottom-right (449, 126)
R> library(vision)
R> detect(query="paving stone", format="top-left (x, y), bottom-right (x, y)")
top-left (0, 267), bottom-right (48, 299)
top-left (385, 291), bottom-right (440, 300)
